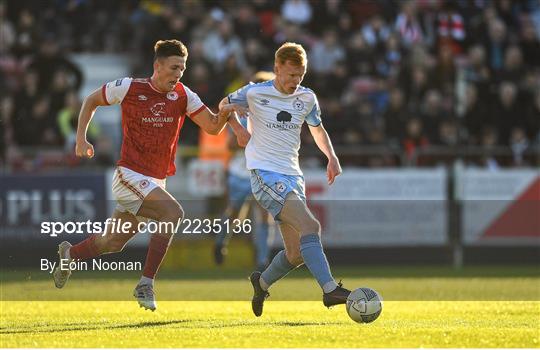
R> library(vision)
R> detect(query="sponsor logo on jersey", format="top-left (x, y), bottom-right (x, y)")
top-left (138, 95), bottom-right (147, 101)
top-left (115, 79), bottom-right (123, 86)
top-left (167, 91), bottom-right (178, 101)
top-left (276, 111), bottom-right (292, 123)
top-left (265, 111), bottom-right (300, 130)
top-left (145, 103), bottom-right (172, 127)
top-left (292, 97), bottom-right (304, 111)
top-left (142, 115), bottom-right (174, 128)
top-left (265, 122), bottom-right (301, 130)
top-left (259, 98), bottom-right (270, 106)
top-left (142, 116), bottom-right (174, 123)
top-left (150, 102), bottom-right (166, 116)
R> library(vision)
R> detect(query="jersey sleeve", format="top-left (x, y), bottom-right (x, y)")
top-left (184, 85), bottom-right (206, 117)
top-left (227, 83), bottom-right (253, 108)
top-left (305, 93), bottom-right (322, 126)
top-left (102, 78), bottom-right (132, 105)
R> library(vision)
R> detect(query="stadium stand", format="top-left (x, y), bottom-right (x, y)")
top-left (1, 0), bottom-right (539, 170)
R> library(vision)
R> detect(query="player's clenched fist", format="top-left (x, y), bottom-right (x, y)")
top-left (75, 140), bottom-right (94, 158)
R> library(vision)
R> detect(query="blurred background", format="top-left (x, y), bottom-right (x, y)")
top-left (1, 0), bottom-right (539, 271)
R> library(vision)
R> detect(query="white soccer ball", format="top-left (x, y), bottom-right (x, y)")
top-left (346, 287), bottom-right (383, 323)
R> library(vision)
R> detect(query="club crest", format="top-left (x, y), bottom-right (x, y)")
top-left (167, 91), bottom-right (178, 101)
top-left (292, 98), bottom-right (304, 111)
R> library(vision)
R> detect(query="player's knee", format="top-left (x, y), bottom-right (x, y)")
top-left (93, 234), bottom-right (108, 254)
top-left (106, 240), bottom-right (126, 253)
top-left (95, 235), bottom-right (125, 254)
top-left (300, 218), bottom-right (320, 235)
top-left (285, 250), bottom-right (304, 267)
top-left (159, 202), bottom-right (184, 223)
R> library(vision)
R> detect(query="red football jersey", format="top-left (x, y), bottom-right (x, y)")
top-left (102, 78), bottom-right (206, 179)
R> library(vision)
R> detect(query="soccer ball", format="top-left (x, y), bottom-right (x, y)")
top-left (346, 287), bottom-right (383, 323)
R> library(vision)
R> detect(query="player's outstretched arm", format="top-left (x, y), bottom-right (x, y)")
top-left (190, 107), bottom-right (227, 135)
top-left (192, 104), bottom-right (249, 136)
top-left (75, 87), bottom-right (108, 158)
top-left (308, 124), bottom-right (342, 185)
top-left (218, 98), bottom-right (251, 147)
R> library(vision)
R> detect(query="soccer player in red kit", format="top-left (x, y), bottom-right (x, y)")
top-left (52, 40), bottom-right (247, 311)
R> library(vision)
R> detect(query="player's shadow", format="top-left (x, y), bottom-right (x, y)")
top-left (0, 319), bottom-right (191, 335)
top-left (199, 320), bottom-right (345, 329)
top-left (2, 320), bottom-right (346, 335)
top-left (273, 321), bottom-right (344, 327)
top-left (268, 321), bottom-right (343, 327)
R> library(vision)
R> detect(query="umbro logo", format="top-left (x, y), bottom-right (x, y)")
top-left (259, 98), bottom-right (270, 106)
top-left (138, 95), bottom-right (148, 101)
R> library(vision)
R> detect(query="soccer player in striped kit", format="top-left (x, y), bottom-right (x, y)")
top-left (223, 43), bottom-right (351, 317)
top-left (53, 39), bottom-right (247, 311)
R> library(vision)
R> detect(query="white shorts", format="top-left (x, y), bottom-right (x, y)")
top-left (112, 166), bottom-right (166, 216)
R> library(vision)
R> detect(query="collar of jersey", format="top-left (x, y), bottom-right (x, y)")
top-left (148, 78), bottom-right (174, 94)
top-left (271, 80), bottom-right (299, 97)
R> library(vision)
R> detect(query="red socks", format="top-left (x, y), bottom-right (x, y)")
top-left (142, 234), bottom-right (171, 279)
top-left (69, 233), bottom-right (171, 279)
top-left (70, 234), bottom-right (100, 260)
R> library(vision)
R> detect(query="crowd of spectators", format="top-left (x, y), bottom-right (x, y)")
top-left (1, 0), bottom-right (539, 168)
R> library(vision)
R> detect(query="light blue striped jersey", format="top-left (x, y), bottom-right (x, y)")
top-left (228, 80), bottom-right (321, 175)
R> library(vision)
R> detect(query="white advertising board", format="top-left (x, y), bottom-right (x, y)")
top-left (294, 169), bottom-right (448, 247)
top-left (457, 169), bottom-right (540, 245)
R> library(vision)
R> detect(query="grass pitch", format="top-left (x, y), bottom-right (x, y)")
top-left (1, 266), bottom-right (539, 348)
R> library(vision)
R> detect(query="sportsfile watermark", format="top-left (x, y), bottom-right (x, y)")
top-left (40, 218), bottom-right (252, 237)
top-left (1, 198), bottom-right (538, 302)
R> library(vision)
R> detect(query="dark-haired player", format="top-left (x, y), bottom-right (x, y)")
top-left (53, 39), bottom-right (246, 311)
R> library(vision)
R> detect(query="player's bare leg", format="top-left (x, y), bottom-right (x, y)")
top-left (250, 222), bottom-right (301, 316)
top-left (133, 187), bottom-right (184, 311)
top-left (93, 211), bottom-right (141, 253)
top-left (53, 210), bottom-right (139, 289)
top-left (278, 192), bottom-right (350, 307)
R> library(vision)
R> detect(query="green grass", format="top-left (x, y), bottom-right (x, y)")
top-left (1, 301), bottom-right (538, 347)
top-left (1, 265), bottom-right (539, 301)
top-left (1, 266), bottom-right (539, 347)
